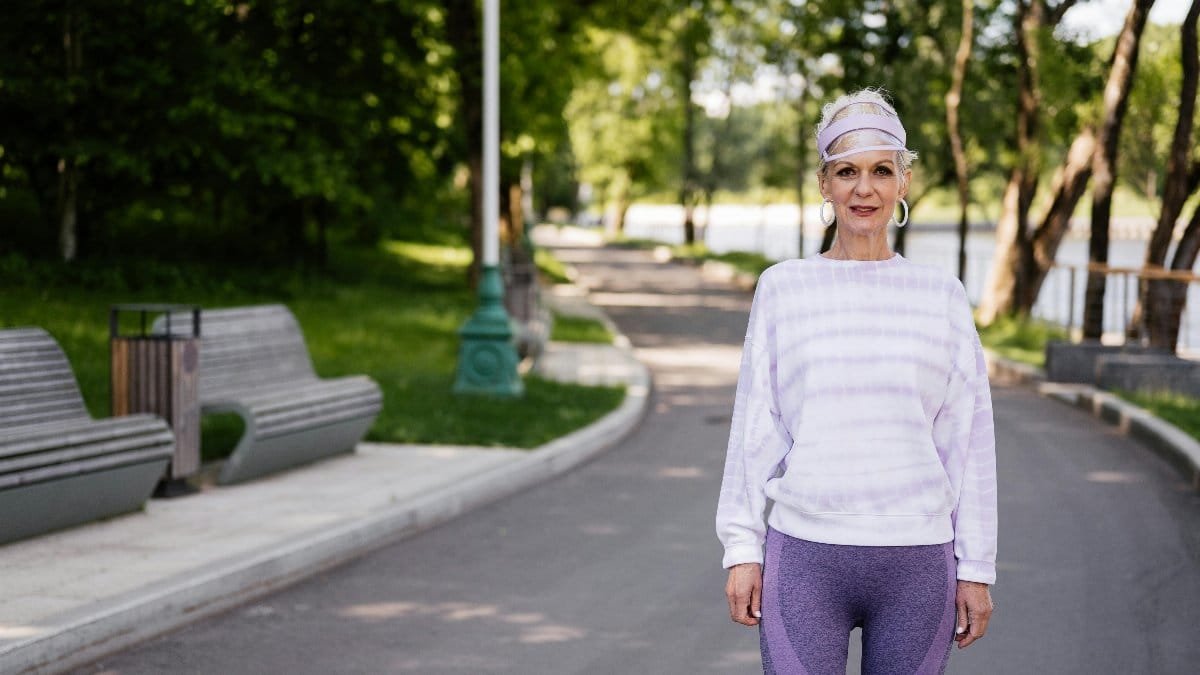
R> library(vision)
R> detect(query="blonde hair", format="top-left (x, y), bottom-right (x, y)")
top-left (815, 88), bottom-right (918, 187)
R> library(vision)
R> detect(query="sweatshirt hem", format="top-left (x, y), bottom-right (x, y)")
top-left (767, 504), bottom-right (954, 546)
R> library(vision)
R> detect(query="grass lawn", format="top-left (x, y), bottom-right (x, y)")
top-left (550, 312), bottom-right (613, 344)
top-left (1113, 390), bottom-right (1200, 442)
top-left (977, 315), bottom-right (1068, 367)
top-left (609, 237), bottom-right (775, 278)
top-left (0, 242), bottom-right (624, 454)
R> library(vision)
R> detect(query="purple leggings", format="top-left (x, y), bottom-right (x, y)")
top-left (760, 528), bottom-right (956, 675)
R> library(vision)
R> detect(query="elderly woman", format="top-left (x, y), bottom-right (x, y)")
top-left (716, 89), bottom-right (997, 675)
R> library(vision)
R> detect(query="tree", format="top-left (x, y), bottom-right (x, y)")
top-left (1080, 0), bottom-right (1156, 339)
top-left (1141, 0), bottom-right (1200, 349)
top-left (976, 0), bottom-right (1123, 323)
top-left (565, 28), bottom-right (681, 233)
top-left (946, 0), bottom-right (974, 281)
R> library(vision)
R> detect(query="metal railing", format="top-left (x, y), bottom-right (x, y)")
top-left (1036, 263), bottom-right (1200, 355)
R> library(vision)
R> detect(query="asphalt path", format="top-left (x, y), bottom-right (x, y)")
top-left (78, 245), bottom-right (1200, 674)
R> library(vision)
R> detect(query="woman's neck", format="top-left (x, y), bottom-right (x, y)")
top-left (824, 231), bottom-right (893, 261)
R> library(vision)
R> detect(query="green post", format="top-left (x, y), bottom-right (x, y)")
top-left (453, 265), bottom-right (524, 396)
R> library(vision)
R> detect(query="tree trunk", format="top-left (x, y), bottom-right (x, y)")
top-left (1144, 0), bottom-right (1200, 349)
top-left (609, 171), bottom-right (631, 236)
top-left (57, 5), bottom-right (82, 262)
top-left (521, 158), bottom-right (535, 227)
top-left (57, 159), bottom-right (78, 262)
top-left (893, 213), bottom-right (908, 255)
top-left (446, 0), bottom-right (483, 287)
top-left (679, 19), bottom-right (698, 246)
top-left (820, 223), bottom-right (836, 253)
top-left (947, 0), bottom-right (974, 282)
top-left (1081, 0), bottom-right (1154, 340)
top-left (506, 179), bottom-right (526, 254)
top-left (1145, 204), bottom-right (1200, 348)
top-left (977, 0), bottom-right (1044, 323)
top-left (795, 84), bottom-right (808, 258)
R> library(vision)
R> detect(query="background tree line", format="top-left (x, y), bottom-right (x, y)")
top-left (2, 1), bottom-right (1198, 346)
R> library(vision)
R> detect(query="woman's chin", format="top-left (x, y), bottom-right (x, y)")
top-left (838, 218), bottom-right (890, 236)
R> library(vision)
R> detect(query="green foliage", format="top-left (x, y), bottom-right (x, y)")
top-left (201, 413), bottom-right (246, 464)
top-left (550, 313), bottom-right (614, 344)
top-left (1114, 389), bottom-right (1200, 442)
top-left (976, 314), bottom-right (1068, 367)
top-left (1119, 22), bottom-right (1199, 203)
top-left (566, 27), bottom-right (683, 213)
top-left (534, 247), bottom-right (572, 284)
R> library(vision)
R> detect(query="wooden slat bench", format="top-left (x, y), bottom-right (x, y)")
top-left (157, 304), bottom-right (383, 484)
top-left (0, 327), bottom-right (173, 545)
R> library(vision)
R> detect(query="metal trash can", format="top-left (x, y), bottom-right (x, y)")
top-left (110, 304), bottom-right (201, 492)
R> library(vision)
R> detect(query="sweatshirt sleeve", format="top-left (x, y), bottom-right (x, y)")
top-left (715, 272), bottom-right (794, 569)
top-left (934, 284), bottom-right (999, 584)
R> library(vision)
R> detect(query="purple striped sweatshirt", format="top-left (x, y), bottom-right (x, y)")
top-left (715, 252), bottom-right (998, 584)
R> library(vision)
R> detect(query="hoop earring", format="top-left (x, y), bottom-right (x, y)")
top-left (820, 198), bottom-right (836, 227)
top-left (893, 198), bottom-right (909, 228)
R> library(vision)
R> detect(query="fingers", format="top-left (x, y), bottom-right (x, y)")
top-left (725, 564), bottom-right (762, 627)
top-left (954, 584), bottom-right (993, 650)
top-left (954, 600), bottom-right (968, 643)
top-left (957, 604), bottom-right (992, 649)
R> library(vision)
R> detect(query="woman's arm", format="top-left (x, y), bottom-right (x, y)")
top-left (715, 270), bottom-right (793, 569)
top-left (934, 282), bottom-right (998, 585)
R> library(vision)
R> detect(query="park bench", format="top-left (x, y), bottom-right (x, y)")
top-left (156, 304), bottom-right (382, 485)
top-left (0, 327), bottom-right (174, 545)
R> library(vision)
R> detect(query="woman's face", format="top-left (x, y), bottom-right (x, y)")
top-left (819, 150), bottom-right (910, 237)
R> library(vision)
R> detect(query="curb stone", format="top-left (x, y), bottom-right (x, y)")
top-left (983, 348), bottom-right (1200, 491)
top-left (1, 302), bottom-right (651, 675)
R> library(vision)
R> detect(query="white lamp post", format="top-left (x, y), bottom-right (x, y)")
top-left (453, 0), bottom-right (523, 396)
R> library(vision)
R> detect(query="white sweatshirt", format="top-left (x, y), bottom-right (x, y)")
top-left (715, 253), bottom-right (998, 584)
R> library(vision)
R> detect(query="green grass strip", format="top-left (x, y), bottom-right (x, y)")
top-left (1, 240), bottom-right (626, 453)
top-left (669, 242), bottom-right (774, 277)
top-left (1113, 389), bottom-right (1200, 442)
top-left (534, 247), bottom-right (572, 284)
top-left (551, 312), bottom-right (613, 344)
top-left (977, 315), bottom-right (1068, 367)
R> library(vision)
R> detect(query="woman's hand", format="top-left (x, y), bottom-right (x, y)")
top-left (725, 562), bottom-right (763, 626)
top-left (953, 580), bottom-right (993, 649)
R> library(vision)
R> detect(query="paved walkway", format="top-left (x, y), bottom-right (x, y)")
top-left (0, 296), bottom-right (649, 674)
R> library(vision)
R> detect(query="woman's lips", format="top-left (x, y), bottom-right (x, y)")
top-left (849, 206), bottom-right (878, 217)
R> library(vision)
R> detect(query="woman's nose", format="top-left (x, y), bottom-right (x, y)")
top-left (854, 174), bottom-right (873, 196)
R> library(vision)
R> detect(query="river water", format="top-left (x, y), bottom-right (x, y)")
top-left (617, 203), bottom-right (1200, 354)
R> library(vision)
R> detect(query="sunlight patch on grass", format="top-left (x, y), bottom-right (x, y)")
top-left (384, 241), bottom-right (473, 269)
top-left (977, 315), bottom-right (1068, 367)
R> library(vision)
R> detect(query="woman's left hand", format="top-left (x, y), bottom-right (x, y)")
top-left (953, 580), bottom-right (993, 649)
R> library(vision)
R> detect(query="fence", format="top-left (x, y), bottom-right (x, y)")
top-left (1035, 263), bottom-right (1200, 355)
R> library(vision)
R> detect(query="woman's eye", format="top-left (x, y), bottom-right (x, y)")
top-left (874, 167), bottom-right (894, 176)
top-left (837, 168), bottom-right (856, 177)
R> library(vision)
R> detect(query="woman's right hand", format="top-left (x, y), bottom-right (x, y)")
top-left (725, 562), bottom-right (763, 626)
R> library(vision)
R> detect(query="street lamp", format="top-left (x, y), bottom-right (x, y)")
top-left (453, 0), bottom-right (523, 397)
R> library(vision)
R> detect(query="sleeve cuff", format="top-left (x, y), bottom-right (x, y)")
top-left (956, 559), bottom-right (996, 585)
top-left (722, 544), bottom-right (764, 569)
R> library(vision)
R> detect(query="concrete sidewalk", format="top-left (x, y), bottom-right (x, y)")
top-left (0, 288), bottom-right (649, 675)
